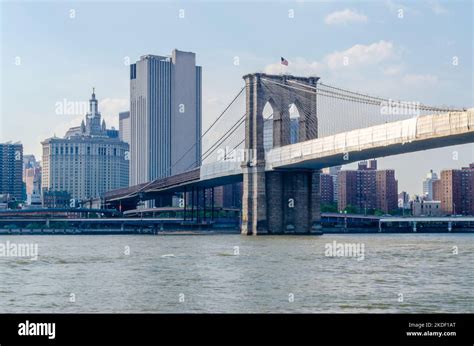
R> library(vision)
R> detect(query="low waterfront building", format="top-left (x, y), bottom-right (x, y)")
top-left (411, 199), bottom-right (442, 216)
top-left (42, 190), bottom-right (71, 208)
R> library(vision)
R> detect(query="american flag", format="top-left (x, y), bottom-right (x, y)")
top-left (281, 57), bottom-right (289, 66)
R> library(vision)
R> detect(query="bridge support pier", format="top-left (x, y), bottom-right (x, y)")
top-left (241, 168), bottom-right (322, 235)
top-left (240, 73), bottom-right (321, 235)
top-left (241, 165), bottom-right (267, 235)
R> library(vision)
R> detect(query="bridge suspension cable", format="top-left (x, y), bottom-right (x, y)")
top-left (260, 77), bottom-right (466, 137)
top-left (202, 86), bottom-right (245, 137)
top-left (167, 86), bottom-right (245, 173)
top-left (200, 114), bottom-right (246, 162)
top-left (217, 111), bottom-right (275, 163)
top-left (117, 86), bottom-right (246, 201)
top-left (292, 79), bottom-right (464, 112)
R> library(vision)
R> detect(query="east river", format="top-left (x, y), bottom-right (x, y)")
top-left (0, 233), bottom-right (472, 313)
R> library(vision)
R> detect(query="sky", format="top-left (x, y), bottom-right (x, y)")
top-left (1, 0), bottom-right (473, 196)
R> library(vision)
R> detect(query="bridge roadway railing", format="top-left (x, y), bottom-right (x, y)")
top-left (200, 160), bottom-right (243, 181)
top-left (266, 110), bottom-right (473, 169)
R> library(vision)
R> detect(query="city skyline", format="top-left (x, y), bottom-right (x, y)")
top-left (1, 1), bottom-right (474, 336)
top-left (1, 1), bottom-right (473, 196)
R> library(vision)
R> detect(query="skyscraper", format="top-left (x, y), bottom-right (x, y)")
top-left (23, 155), bottom-right (42, 205)
top-left (422, 170), bottom-right (439, 200)
top-left (130, 49), bottom-right (202, 186)
top-left (42, 90), bottom-right (129, 201)
top-left (0, 142), bottom-right (24, 201)
top-left (119, 111), bottom-right (131, 145)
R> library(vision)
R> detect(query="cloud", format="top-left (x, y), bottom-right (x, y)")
top-left (402, 74), bottom-right (438, 86)
top-left (264, 57), bottom-right (325, 76)
top-left (49, 98), bottom-right (127, 140)
top-left (382, 64), bottom-right (404, 76)
top-left (325, 40), bottom-right (395, 70)
top-left (264, 40), bottom-right (396, 76)
top-left (430, 1), bottom-right (449, 15)
top-left (99, 98), bottom-right (128, 129)
top-left (325, 9), bottom-right (368, 25)
top-left (51, 115), bottom-right (83, 139)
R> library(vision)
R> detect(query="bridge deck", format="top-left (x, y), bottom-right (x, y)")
top-left (104, 110), bottom-right (473, 203)
top-left (267, 110), bottom-right (473, 169)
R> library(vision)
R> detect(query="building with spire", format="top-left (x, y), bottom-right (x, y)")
top-left (41, 89), bottom-right (129, 202)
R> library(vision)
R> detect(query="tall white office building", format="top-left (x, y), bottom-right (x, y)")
top-left (130, 49), bottom-right (202, 186)
top-left (422, 169), bottom-right (439, 200)
top-left (119, 111), bottom-right (131, 145)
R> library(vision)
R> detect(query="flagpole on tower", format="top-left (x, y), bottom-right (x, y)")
top-left (280, 57), bottom-right (288, 76)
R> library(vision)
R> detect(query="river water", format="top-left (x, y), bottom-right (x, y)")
top-left (0, 233), bottom-right (472, 313)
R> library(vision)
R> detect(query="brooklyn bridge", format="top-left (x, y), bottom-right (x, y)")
top-left (104, 73), bottom-right (473, 235)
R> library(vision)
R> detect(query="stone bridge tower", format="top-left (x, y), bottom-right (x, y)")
top-left (241, 73), bottom-right (322, 235)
